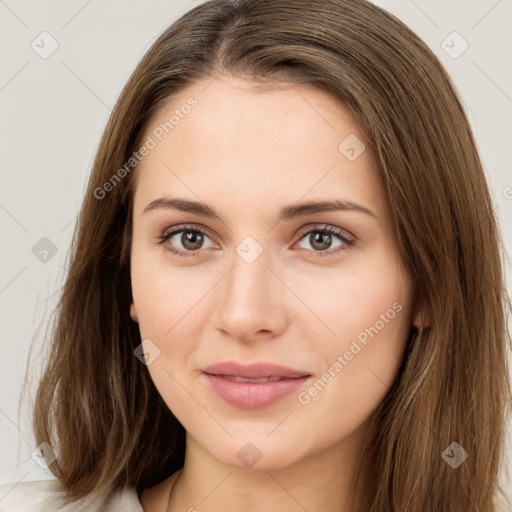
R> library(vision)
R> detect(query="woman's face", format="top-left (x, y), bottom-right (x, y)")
top-left (129, 75), bottom-right (421, 469)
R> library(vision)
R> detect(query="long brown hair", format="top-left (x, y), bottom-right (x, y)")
top-left (24, 0), bottom-right (511, 509)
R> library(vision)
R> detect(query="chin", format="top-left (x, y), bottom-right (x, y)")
top-left (201, 434), bottom-right (307, 471)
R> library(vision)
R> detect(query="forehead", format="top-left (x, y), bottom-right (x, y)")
top-left (132, 75), bottom-right (387, 221)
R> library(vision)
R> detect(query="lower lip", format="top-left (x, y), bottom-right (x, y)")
top-left (203, 373), bottom-right (311, 409)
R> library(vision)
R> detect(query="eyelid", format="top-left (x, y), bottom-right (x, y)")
top-left (160, 222), bottom-right (355, 243)
top-left (157, 222), bottom-right (356, 257)
top-left (158, 223), bottom-right (220, 256)
top-left (294, 223), bottom-right (355, 244)
top-left (160, 223), bottom-right (218, 243)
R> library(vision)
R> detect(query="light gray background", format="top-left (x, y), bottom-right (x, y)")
top-left (1, 0), bottom-right (511, 504)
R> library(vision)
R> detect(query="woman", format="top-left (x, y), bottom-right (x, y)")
top-left (1, 0), bottom-right (510, 510)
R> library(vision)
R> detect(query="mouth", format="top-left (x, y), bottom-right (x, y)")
top-left (212, 375), bottom-right (289, 383)
top-left (201, 361), bottom-right (312, 409)
top-left (202, 360), bottom-right (311, 379)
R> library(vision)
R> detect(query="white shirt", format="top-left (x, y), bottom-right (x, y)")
top-left (0, 479), bottom-right (144, 511)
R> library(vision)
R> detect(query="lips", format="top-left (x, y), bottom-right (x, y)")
top-left (202, 361), bottom-right (310, 379)
top-left (202, 361), bottom-right (312, 409)
top-left (220, 375), bottom-right (283, 383)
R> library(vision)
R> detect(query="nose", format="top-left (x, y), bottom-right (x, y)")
top-left (211, 246), bottom-right (288, 343)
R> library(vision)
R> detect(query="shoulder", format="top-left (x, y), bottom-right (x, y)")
top-left (0, 479), bottom-right (143, 512)
top-left (0, 480), bottom-right (66, 512)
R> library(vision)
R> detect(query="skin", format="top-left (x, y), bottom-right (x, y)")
top-left (129, 74), bottom-right (425, 512)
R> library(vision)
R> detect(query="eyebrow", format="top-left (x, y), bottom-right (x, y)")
top-left (143, 197), bottom-right (377, 222)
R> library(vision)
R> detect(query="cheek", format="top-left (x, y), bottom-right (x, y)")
top-left (293, 265), bottom-right (413, 441)
top-left (131, 271), bottom-right (206, 376)
top-left (130, 238), bottom-right (213, 338)
top-left (130, 256), bottom-right (206, 424)
top-left (285, 253), bottom-right (412, 353)
top-left (292, 249), bottom-right (410, 352)
top-left (130, 243), bottom-right (217, 394)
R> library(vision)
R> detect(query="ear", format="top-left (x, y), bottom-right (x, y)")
top-left (130, 302), bottom-right (139, 323)
top-left (412, 301), bottom-right (430, 330)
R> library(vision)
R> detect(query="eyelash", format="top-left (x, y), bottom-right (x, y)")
top-left (156, 223), bottom-right (355, 258)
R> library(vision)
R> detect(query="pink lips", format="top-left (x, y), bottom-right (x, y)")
top-left (202, 361), bottom-right (311, 409)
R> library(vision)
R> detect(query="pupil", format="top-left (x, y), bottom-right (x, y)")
top-left (312, 232), bottom-right (331, 251)
top-left (183, 231), bottom-right (203, 250)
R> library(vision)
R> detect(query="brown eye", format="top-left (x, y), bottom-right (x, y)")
top-left (158, 225), bottom-right (217, 257)
top-left (179, 230), bottom-right (204, 251)
top-left (295, 225), bottom-right (355, 256)
top-left (308, 232), bottom-right (334, 251)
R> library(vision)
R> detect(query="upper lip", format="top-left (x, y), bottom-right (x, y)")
top-left (202, 361), bottom-right (310, 379)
